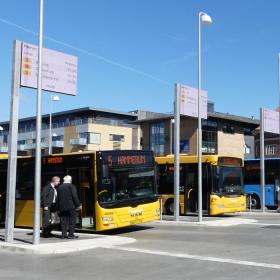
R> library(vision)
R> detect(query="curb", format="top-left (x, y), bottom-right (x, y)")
top-left (0, 235), bottom-right (136, 255)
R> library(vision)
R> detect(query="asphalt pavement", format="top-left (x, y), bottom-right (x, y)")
top-left (1, 213), bottom-right (280, 280)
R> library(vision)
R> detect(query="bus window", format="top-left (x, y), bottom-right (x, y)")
top-left (98, 166), bottom-right (156, 206)
top-left (17, 160), bottom-right (34, 200)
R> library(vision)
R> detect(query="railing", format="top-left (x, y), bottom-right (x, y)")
top-left (0, 146), bottom-right (8, 153)
top-left (70, 138), bottom-right (87, 145)
top-left (52, 140), bottom-right (64, 147)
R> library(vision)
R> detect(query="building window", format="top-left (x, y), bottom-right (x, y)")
top-left (265, 144), bottom-right (277, 156)
top-left (18, 140), bottom-right (26, 145)
top-left (150, 122), bottom-right (165, 156)
top-left (223, 124), bottom-right (235, 134)
top-left (244, 128), bottom-right (253, 136)
top-left (52, 135), bottom-right (64, 141)
top-left (202, 120), bottom-right (217, 154)
top-left (109, 134), bottom-right (125, 142)
top-left (79, 132), bottom-right (88, 139)
top-left (89, 132), bottom-right (101, 145)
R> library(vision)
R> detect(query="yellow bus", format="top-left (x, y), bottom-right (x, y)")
top-left (0, 150), bottom-right (160, 231)
top-left (156, 155), bottom-right (246, 216)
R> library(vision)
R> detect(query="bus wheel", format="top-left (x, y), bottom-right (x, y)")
top-left (248, 194), bottom-right (260, 209)
top-left (165, 199), bottom-right (174, 215)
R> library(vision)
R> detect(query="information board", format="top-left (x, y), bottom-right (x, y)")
top-left (263, 108), bottom-right (280, 134)
top-left (179, 84), bottom-right (208, 119)
top-left (20, 42), bottom-right (78, 96)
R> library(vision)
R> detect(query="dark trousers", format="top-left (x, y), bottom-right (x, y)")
top-left (60, 208), bottom-right (76, 237)
top-left (42, 209), bottom-right (51, 234)
top-left (42, 204), bottom-right (57, 234)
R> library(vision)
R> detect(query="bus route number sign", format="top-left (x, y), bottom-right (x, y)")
top-left (106, 155), bottom-right (147, 167)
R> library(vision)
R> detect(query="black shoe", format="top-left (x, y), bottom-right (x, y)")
top-left (68, 235), bottom-right (79, 239)
top-left (61, 235), bottom-right (67, 239)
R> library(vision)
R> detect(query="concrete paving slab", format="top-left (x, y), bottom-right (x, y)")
top-left (0, 228), bottom-right (136, 254)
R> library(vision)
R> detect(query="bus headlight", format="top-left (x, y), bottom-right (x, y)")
top-left (241, 203), bottom-right (245, 207)
top-left (102, 217), bottom-right (113, 222)
top-left (155, 208), bottom-right (160, 215)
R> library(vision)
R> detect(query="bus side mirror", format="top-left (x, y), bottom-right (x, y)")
top-left (102, 164), bottom-right (109, 178)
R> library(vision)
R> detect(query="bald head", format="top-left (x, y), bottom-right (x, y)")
top-left (63, 175), bottom-right (72, 184)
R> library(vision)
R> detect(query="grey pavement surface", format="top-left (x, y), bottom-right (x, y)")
top-left (1, 213), bottom-right (280, 279)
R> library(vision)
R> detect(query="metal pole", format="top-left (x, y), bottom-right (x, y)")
top-left (33, 0), bottom-right (44, 245)
top-left (5, 40), bottom-right (22, 243)
top-left (160, 197), bottom-right (163, 221)
top-left (278, 54), bottom-right (280, 211)
top-left (174, 83), bottom-right (180, 221)
top-left (49, 97), bottom-right (52, 155)
top-left (170, 118), bottom-right (173, 154)
top-left (260, 108), bottom-right (265, 212)
top-left (198, 13), bottom-right (203, 222)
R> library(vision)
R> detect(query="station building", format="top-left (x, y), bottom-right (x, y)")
top-left (0, 104), bottom-right (260, 160)
top-left (0, 107), bottom-right (141, 156)
top-left (135, 110), bottom-right (259, 160)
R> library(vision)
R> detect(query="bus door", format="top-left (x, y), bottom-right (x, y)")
top-left (0, 168), bottom-right (7, 224)
top-left (184, 164), bottom-right (197, 214)
top-left (66, 167), bottom-right (95, 229)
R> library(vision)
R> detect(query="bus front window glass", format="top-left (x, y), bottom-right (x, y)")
top-left (98, 167), bottom-right (156, 205)
top-left (215, 167), bottom-right (243, 196)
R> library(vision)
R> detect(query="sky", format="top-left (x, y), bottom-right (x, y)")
top-left (0, 0), bottom-right (280, 122)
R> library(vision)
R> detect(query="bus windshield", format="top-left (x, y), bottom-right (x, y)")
top-left (98, 166), bottom-right (156, 207)
top-left (214, 166), bottom-right (243, 196)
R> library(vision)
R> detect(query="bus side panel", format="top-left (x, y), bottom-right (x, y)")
top-left (266, 185), bottom-right (276, 207)
top-left (15, 200), bottom-right (42, 227)
top-left (244, 184), bottom-right (276, 208)
top-left (244, 184), bottom-right (261, 201)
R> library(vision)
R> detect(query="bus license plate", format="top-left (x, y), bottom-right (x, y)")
top-left (130, 219), bottom-right (142, 225)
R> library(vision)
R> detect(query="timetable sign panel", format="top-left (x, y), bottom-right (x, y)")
top-left (20, 42), bottom-right (78, 96)
top-left (179, 84), bottom-right (208, 119)
top-left (264, 108), bottom-right (280, 134)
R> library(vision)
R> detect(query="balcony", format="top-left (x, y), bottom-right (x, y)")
top-left (0, 146), bottom-right (8, 153)
top-left (52, 140), bottom-right (64, 148)
top-left (70, 138), bottom-right (87, 146)
top-left (18, 142), bottom-right (49, 150)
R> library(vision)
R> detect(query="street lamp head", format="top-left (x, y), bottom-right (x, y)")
top-left (52, 95), bottom-right (60, 101)
top-left (200, 13), bottom-right (212, 25)
top-left (52, 133), bottom-right (57, 137)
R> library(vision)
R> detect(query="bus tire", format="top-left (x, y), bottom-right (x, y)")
top-left (165, 199), bottom-right (174, 215)
top-left (248, 194), bottom-right (261, 209)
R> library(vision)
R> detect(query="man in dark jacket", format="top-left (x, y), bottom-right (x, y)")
top-left (57, 175), bottom-right (81, 239)
top-left (41, 176), bottom-right (60, 237)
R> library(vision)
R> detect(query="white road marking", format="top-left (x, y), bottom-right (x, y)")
top-left (197, 218), bottom-right (258, 227)
top-left (154, 218), bottom-right (258, 227)
top-left (108, 246), bottom-right (280, 270)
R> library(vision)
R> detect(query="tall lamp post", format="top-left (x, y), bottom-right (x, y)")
top-left (0, 126), bottom-right (3, 150)
top-left (49, 95), bottom-right (60, 155)
top-left (198, 12), bottom-right (212, 223)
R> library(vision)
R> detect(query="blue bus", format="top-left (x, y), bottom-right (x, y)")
top-left (244, 158), bottom-right (280, 209)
